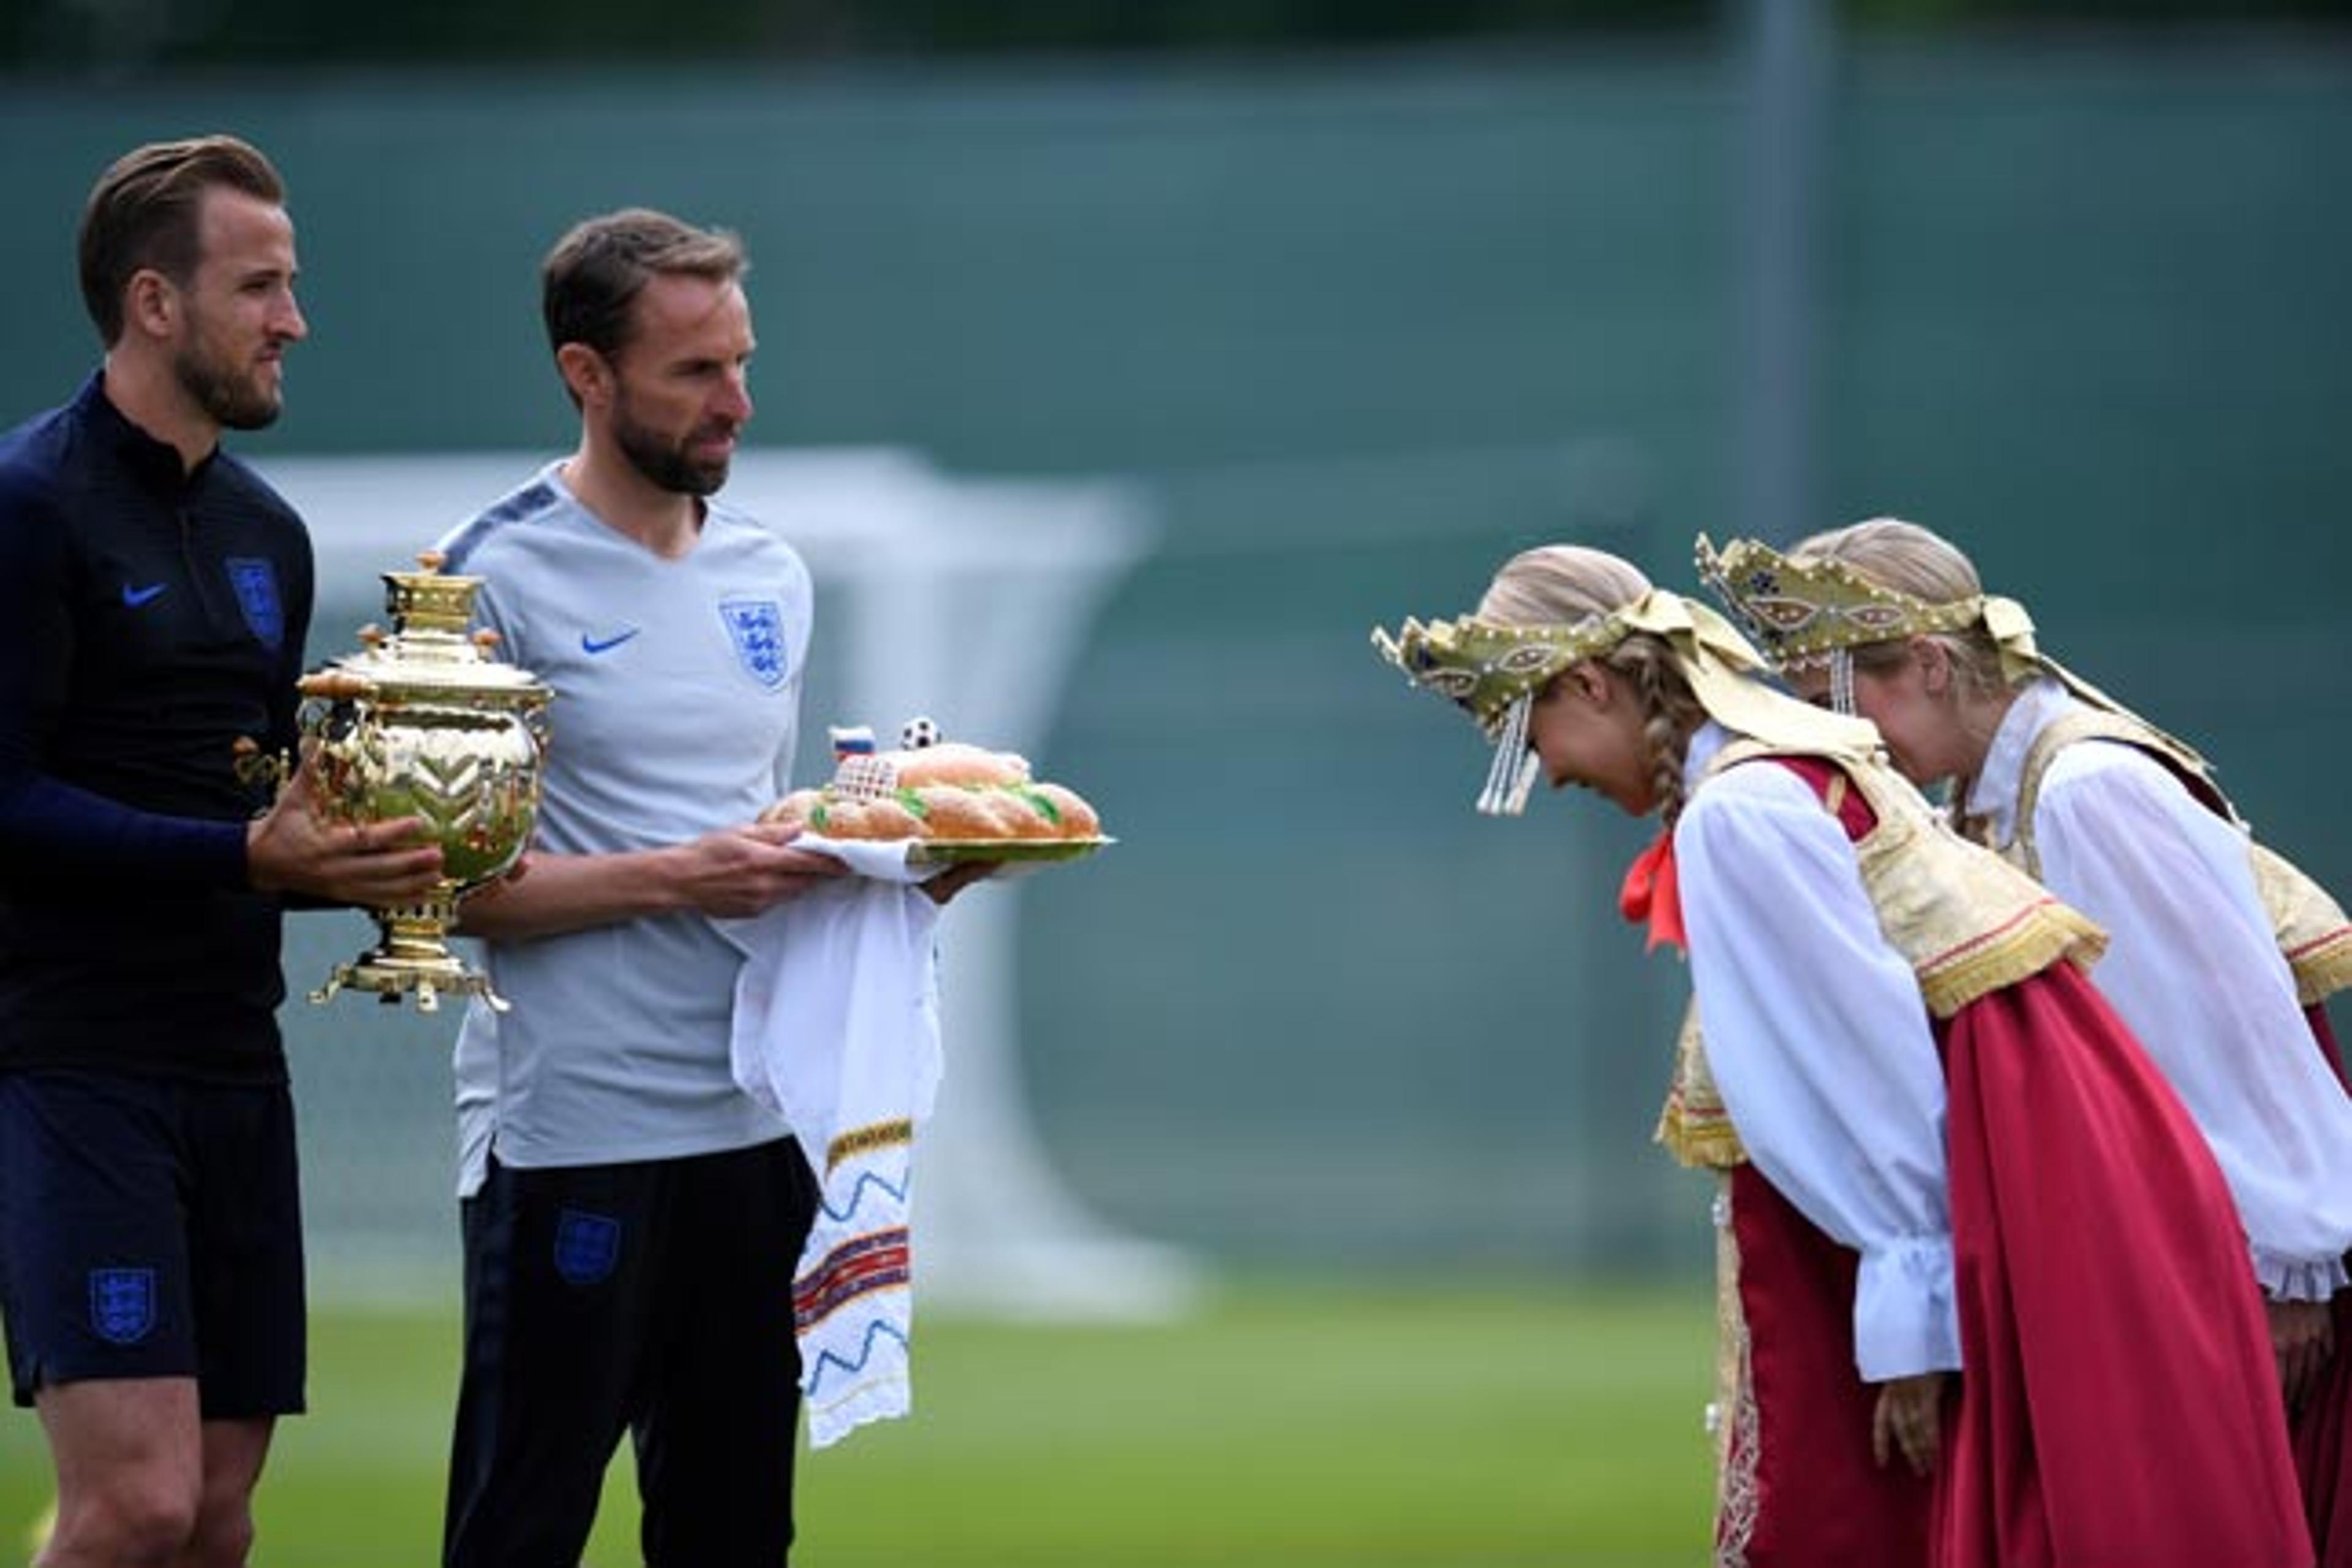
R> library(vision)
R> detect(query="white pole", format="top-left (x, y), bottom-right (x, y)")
top-left (1734, 0), bottom-right (1833, 546)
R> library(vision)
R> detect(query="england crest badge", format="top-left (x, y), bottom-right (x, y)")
top-left (553, 1208), bottom-right (622, 1286)
top-left (718, 598), bottom-right (788, 690)
top-left (89, 1267), bottom-right (157, 1344)
top-left (223, 557), bottom-right (284, 650)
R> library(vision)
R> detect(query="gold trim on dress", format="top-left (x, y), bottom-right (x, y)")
top-left (1713, 1174), bottom-right (1759, 1568)
top-left (1657, 998), bottom-right (1749, 1170)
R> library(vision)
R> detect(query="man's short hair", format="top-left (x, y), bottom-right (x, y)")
top-left (541, 208), bottom-right (748, 368)
top-left (78, 134), bottom-right (287, 347)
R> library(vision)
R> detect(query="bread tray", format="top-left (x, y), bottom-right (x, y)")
top-left (905, 836), bottom-right (1114, 868)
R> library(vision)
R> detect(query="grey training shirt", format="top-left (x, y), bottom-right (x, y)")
top-left (439, 462), bottom-right (812, 1196)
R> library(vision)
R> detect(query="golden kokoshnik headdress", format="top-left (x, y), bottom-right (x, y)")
top-left (1691, 533), bottom-right (2002, 673)
top-left (1692, 532), bottom-right (2177, 749)
top-left (1370, 586), bottom-right (1874, 814)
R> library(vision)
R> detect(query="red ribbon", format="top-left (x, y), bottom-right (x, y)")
top-left (1618, 831), bottom-right (1687, 955)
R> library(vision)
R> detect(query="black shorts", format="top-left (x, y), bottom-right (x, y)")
top-left (444, 1136), bottom-right (820, 1568)
top-left (0, 1069), bottom-right (306, 1417)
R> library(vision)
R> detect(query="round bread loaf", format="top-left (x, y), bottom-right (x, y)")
top-left (917, 786), bottom-right (1015, 839)
top-left (854, 797), bottom-right (928, 840)
top-left (992, 788), bottom-right (1068, 840)
top-left (892, 742), bottom-right (1030, 790)
top-left (760, 787), bottom-right (823, 827)
top-left (1026, 782), bottom-right (1100, 839)
top-left (760, 749), bottom-right (1100, 843)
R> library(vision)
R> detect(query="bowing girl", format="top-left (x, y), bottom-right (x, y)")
top-left (1703, 516), bottom-right (2352, 1563)
top-left (1374, 543), bottom-right (2309, 1567)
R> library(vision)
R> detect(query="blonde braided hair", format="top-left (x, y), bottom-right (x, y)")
top-left (1476, 545), bottom-right (1708, 825)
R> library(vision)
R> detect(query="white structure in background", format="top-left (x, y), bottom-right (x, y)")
top-left (266, 448), bottom-right (1200, 1320)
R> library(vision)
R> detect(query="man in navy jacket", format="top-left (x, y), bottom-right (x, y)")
top-left (0, 135), bottom-right (442, 1567)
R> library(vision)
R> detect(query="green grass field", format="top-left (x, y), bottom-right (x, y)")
top-left (1, 1281), bottom-right (1714, 1566)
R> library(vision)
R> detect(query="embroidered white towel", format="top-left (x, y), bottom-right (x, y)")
top-left (722, 835), bottom-right (943, 1449)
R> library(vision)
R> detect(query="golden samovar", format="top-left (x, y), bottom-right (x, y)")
top-left (297, 552), bottom-right (549, 1011)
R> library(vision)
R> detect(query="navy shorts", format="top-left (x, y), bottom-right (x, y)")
top-left (0, 1069), bottom-right (306, 1417)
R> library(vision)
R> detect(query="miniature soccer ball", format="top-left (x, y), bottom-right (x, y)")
top-left (900, 715), bottom-right (941, 750)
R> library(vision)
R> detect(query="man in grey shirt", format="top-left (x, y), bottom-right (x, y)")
top-left (435, 208), bottom-right (874, 1566)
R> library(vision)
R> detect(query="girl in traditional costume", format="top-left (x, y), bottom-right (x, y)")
top-left (1373, 543), bottom-right (2308, 1568)
top-left (1701, 516), bottom-right (2352, 1564)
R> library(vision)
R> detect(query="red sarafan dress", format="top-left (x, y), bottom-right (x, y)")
top-left (2299, 1004), bottom-right (2352, 1562)
top-left (1931, 960), bottom-right (2304, 1567)
top-left (1651, 737), bottom-right (2310, 1568)
top-left (1716, 1163), bottom-right (1934, 1564)
top-left (1986, 693), bottom-right (2352, 1568)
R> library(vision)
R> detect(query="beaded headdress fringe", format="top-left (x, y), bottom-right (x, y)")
top-left (1476, 693), bottom-right (1542, 816)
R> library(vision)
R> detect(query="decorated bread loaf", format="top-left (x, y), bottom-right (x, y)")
top-left (760, 720), bottom-right (1102, 843)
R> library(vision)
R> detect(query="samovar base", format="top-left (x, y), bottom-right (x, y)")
top-left (311, 948), bottom-right (509, 1014)
top-left (309, 891), bottom-right (511, 1014)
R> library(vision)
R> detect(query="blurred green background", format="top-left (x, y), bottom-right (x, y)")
top-left (4, 2), bottom-right (2350, 1559)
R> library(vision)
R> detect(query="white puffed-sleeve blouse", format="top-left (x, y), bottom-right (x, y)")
top-left (1673, 722), bottom-right (1962, 1383)
top-left (1966, 676), bottom-right (2352, 1300)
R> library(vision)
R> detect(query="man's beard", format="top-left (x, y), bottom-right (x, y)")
top-left (614, 404), bottom-right (731, 498)
top-left (174, 337), bottom-right (282, 432)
